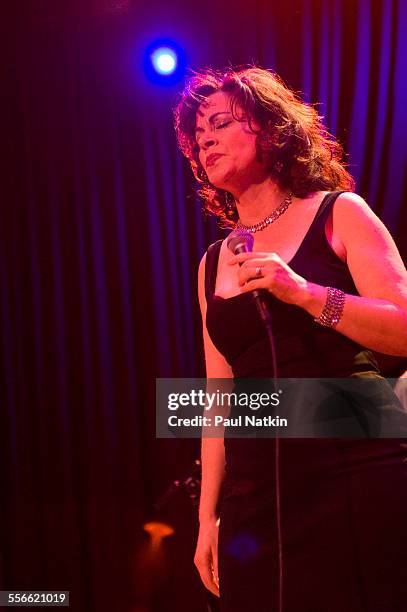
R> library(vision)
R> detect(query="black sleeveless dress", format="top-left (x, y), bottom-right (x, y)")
top-left (204, 192), bottom-right (407, 612)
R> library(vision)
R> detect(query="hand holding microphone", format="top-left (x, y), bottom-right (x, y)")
top-left (227, 229), bottom-right (310, 313)
top-left (226, 230), bottom-right (273, 328)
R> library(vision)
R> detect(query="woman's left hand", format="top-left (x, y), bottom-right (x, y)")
top-left (227, 251), bottom-right (311, 307)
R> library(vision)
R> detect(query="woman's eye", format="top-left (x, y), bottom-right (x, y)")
top-left (216, 121), bottom-right (231, 129)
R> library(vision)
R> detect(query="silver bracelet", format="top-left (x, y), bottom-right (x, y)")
top-left (314, 287), bottom-right (346, 328)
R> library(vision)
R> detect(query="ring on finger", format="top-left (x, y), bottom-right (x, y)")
top-left (255, 266), bottom-right (263, 278)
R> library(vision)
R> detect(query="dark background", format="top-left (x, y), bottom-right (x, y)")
top-left (1, 1), bottom-right (406, 610)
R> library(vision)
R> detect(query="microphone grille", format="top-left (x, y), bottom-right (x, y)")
top-left (226, 229), bottom-right (254, 254)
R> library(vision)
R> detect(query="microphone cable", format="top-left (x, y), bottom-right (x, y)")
top-left (264, 318), bottom-right (283, 612)
top-left (227, 230), bottom-right (283, 612)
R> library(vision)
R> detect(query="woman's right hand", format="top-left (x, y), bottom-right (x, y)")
top-left (194, 518), bottom-right (220, 597)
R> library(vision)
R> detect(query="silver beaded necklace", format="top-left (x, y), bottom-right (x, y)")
top-left (236, 192), bottom-right (293, 233)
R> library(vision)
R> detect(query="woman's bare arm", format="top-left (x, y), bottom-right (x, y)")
top-left (197, 252), bottom-right (233, 523)
top-left (300, 193), bottom-right (407, 355)
top-left (194, 251), bottom-right (234, 598)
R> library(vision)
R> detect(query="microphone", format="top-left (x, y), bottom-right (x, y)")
top-left (227, 229), bottom-right (272, 328)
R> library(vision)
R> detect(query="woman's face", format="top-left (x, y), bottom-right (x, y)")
top-left (195, 91), bottom-right (267, 192)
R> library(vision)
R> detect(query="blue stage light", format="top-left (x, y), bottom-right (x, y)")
top-left (151, 48), bottom-right (177, 75)
top-left (143, 39), bottom-right (186, 85)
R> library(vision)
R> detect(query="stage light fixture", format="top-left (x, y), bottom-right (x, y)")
top-left (151, 48), bottom-right (177, 75)
top-left (143, 39), bottom-right (186, 85)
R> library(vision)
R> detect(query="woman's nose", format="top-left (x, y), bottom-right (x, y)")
top-left (201, 134), bottom-right (218, 150)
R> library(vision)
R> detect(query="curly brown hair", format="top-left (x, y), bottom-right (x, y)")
top-left (173, 66), bottom-right (355, 228)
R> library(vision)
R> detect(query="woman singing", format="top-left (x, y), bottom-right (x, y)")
top-left (174, 67), bottom-right (407, 612)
